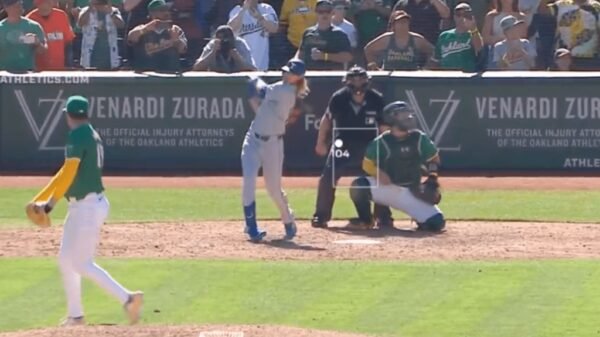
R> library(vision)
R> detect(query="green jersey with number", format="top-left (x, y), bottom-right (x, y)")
top-left (365, 130), bottom-right (438, 187)
top-left (65, 123), bottom-right (104, 199)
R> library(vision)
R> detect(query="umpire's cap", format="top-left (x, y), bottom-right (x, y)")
top-left (383, 101), bottom-right (417, 130)
top-left (64, 95), bottom-right (89, 118)
top-left (344, 65), bottom-right (370, 81)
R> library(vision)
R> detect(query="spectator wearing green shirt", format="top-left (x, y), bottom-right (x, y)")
top-left (0, 0), bottom-right (47, 71)
top-left (430, 3), bottom-right (482, 72)
top-left (350, 0), bottom-right (392, 48)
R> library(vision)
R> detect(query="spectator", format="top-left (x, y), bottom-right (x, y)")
top-left (193, 24), bottom-right (256, 72)
top-left (332, 0), bottom-right (357, 48)
top-left (553, 48), bottom-right (571, 71)
top-left (78, 0), bottom-right (124, 69)
top-left (127, 0), bottom-right (187, 72)
top-left (430, 3), bottom-right (483, 72)
top-left (482, 0), bottom-right (525, 50)
top-left (392, 0), bottom-right (450, 45)
top-left (519, 0), bottom-right (541, 25)
top-left (171, 0), bottom-right (207, 61)
top-left (364, 10), bottom-right (433, 70)
top-left (123, 0), bottom-right (152, 32)
top-left (295, 0), bottom-right (352, 69)
top-left (493, 15), bottom-right (535, 69)
top-left (541, 0), bottom-right (600, 70)
top-left (26, 0), bottom-right (74, 70)
top-left (0, 0), bottom-right (47, 71)
top-left (279, 0), bottom-right (317, 62)
top-left (445, 0), bottom-right (493, 30)
top-left (229, 0), bottom-right (278, 71)
top-left (528, 9), bottom-right (556, 69)
top-left (350, 0), bottom-right (392, 50)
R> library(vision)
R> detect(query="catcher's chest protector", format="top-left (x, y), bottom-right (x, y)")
top-left (383, 132), bottom-right (422, 186)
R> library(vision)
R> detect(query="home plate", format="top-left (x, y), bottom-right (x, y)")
top-left (333, 239), bottom-right (382, 245)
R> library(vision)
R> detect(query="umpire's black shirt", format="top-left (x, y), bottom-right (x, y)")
top-left (327, 87), bottom-right (385, 153)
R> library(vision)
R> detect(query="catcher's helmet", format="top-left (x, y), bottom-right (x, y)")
top-left (383, 101), bottom-right (418, 131)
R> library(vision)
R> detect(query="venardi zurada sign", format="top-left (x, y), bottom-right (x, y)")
top-left (15, 89), bottom-right (67, 151)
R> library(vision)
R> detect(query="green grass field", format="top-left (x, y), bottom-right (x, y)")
top-left (1, 186), bottom-right (600, 336)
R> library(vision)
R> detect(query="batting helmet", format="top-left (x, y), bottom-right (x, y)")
top-left (383, 101), bottom-right (418, 131)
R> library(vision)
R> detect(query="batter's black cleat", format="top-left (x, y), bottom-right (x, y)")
top-left (311, 216), bottom-right (328, 228)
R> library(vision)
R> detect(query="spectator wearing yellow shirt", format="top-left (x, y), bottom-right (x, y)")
top-left (276, 0), bottom-right (317, 65)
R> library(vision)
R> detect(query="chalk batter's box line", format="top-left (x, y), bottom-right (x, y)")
top-left (331, 126), bottom-right (379, 189)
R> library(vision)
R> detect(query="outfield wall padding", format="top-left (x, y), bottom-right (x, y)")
top-left (1, 71), bottom-right (599, 174)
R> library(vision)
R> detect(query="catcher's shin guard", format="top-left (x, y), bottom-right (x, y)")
top-left (349, 177), bottom-right (373, 223)
top-left (417, 213), bottom-right (445, 232)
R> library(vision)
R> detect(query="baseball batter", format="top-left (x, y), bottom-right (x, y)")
top-left (241, 59), bottom-right (308, 242)
top-left (348, 101), bottom-right (446, 231)
top-left (28, 96), bottom-right (143, 326)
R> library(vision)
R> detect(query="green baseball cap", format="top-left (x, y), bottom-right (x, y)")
top-left (63, 95), bottom-right (89, 117)
top-left (147, 0), bottom-right (168, 12)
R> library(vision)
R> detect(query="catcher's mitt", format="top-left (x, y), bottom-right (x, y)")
top-left (25, 202), bottom-right (51, 228)
top-left (411, 175), bottom-right (442, 205)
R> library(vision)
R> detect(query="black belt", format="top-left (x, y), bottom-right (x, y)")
top-left (255, 133), bottom-right (283, 141)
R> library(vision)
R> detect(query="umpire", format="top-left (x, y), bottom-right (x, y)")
top-left (311, 66), bottom-right (392, 228)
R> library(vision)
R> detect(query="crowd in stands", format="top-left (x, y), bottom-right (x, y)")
top-left (0, 0), bottom-right (598, 73)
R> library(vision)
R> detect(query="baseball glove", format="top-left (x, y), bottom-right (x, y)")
top-left (411, 175), bottom-right (442, 205)
top-left (247, 75), bottom-right (267, 100)
top-left (25, 202), bottom-right (51, 228)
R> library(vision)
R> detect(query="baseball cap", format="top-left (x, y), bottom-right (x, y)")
top-left (392, 10), bottom-right (411, 21)
top-left (281, 59), bottom-right (306, 76)
top-left (500, 15), bottom-right (524, 32)
top-left (1, 0), bottom-right (21, 7)
top-left (147, 0), bottom-right (168, 12)
top-left (316, 0), bottom-right (334, 10)
top-left (454, 3), bottom-right (472, 11)
top-left (554, 48), bottom-right (571, 59)
top-left (63, 95), bottom-right (89, 117)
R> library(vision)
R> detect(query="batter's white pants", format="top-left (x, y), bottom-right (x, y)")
top-left (366, 177), bottom-right (442, 223)
top-left (58, 193), bottom-right (131, 318)
top-left (241, 132), bottom-right (294, 224)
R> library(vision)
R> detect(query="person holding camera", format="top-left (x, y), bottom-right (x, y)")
top-left (429, 3), bottom-right (482, 72)
top-left (78, 0), bottom-right (124, 70)
top-left (127, 0), bottom-right (187, 72)
top-left (193, 25), bottom-right (257, 73)
top-left (0, 0), bottom-right (47, 71)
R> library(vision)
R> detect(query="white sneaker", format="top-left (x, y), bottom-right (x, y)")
top-left (124, 291), bottom-right (144, 325)
top-left (60, 316), bottom-right (85, 327)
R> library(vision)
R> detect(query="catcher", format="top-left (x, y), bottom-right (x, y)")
top-left (25, 95), bottom-right (143, 326)
top-left (347, 100), bottom-right (445, 232)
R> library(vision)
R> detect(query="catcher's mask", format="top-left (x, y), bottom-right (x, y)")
top-left (344, 65), bottom-right (370, 96)
top-left (383, 101), bottom-right (418, 131)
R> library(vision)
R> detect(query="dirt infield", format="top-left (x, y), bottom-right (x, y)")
top-left (0, 325), bottom-right (374, 337)
top-left (2, 221), bottom-right (599, 261)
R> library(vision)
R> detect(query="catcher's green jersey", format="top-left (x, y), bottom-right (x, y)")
top-left (365, 130), bottom-right (438, 187)
top-left (65, 123), bottom-right (105, 200)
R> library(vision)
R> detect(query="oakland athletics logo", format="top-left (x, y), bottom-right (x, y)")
top-left (15, 89), bottom-right (66, 151)
top-left (404, 90), bottom-right (461, 152)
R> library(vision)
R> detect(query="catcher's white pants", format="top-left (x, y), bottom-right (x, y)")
top-left (365, 177), bottom-right (442, 223)
top-left (58, 194), bottom-right (130, 318)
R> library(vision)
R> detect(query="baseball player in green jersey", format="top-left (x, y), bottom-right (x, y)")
top-left (348, 100), bottom-right (445, 232)
top-left (29, 95), bottom-right (143, 326)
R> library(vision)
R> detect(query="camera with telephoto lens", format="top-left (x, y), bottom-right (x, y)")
top-left (219, 38), bottom-right (233, 55)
